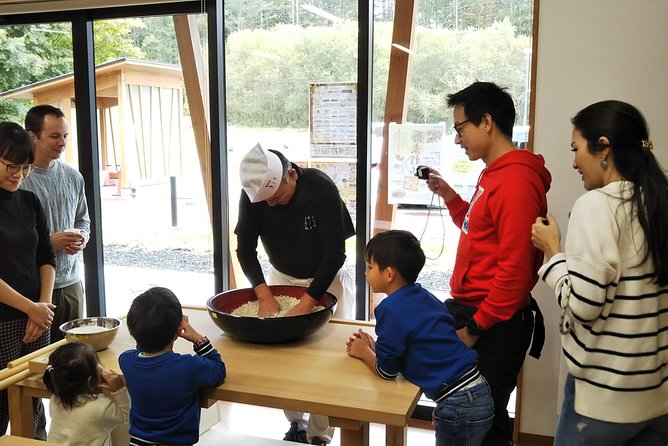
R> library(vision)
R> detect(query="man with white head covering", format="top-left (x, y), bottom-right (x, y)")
top-left (235, 143), bottom-right (355, 445)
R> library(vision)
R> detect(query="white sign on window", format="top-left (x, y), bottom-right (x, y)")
top-left (387, 122), bottom-right (484, 205)
top-left (309, 82), bottom-right (357, 158)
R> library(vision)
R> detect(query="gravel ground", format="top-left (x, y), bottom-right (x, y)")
top-left (104, 243), bottom-right (215, 273)
top-left (103, 243), bottom-right (451, 293)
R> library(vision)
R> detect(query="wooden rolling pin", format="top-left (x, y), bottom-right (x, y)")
top-left (0, 361), bottom-right (29, 382)
top-left (0, 338), bottom-right (68, 383)
top-left (7, 338), bottom-right (68, 369)
top-left (0, 368), bottom-right (32, 391)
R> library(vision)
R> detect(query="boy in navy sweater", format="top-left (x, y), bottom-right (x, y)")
top-left (120, 287), bottom-right (226, 446)
top-left (346, 230), bottom-right (493, 446)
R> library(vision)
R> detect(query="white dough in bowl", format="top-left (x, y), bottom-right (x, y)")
top-left (232, 295), bottom-right (325, 317)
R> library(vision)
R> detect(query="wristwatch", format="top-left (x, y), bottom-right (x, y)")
top-left (466, 318), bottom-right (484, 337)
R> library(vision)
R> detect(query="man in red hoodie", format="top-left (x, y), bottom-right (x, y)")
top-left (425, 82), bottom-right (551, 446)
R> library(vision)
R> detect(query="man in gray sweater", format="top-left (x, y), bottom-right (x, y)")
top-left (22, 105), bottom-right (90, 343)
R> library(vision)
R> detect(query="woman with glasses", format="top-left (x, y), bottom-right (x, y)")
top-left (0, 121), bottom-right (56, 438)
top-left (532, 101), bottom-right (668, 445)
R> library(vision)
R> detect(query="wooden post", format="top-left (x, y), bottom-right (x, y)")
top-left (173, 14), bottom-right (236, 288)
top-left (7, 384), bottom-right (35, 437)
top-left (173, 14), bottom-right (211, 216)
top-left (373, 0), bottom-right (418, 238)
top-left (371, 0), bottom-right (418, 314)
top-left (117, 71), bottom-right (129, 191)
top-left (60, 98), bottom-right (76, 167)
top-left (99, 106), bottom-right (108, 172)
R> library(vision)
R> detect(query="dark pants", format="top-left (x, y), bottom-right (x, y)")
top-left (51, 280), bottom-right (84, 343)
top-left (446, 300), bottom-right (535, 446)
top-left (0, 319), bottom-right (49, 439)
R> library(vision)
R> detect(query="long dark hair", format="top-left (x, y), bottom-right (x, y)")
top-left (43, 342), bottom-right (100, 410)
top-left (572, 100), bottom-right (668, 285)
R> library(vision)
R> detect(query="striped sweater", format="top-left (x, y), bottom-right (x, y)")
top-left (539, 181), bottom-right (668, 423)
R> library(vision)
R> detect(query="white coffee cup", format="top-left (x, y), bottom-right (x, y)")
top-left (63, 228), bottom-right (82, 236)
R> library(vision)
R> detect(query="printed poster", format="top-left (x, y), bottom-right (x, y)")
top-left (309, 82), bottom-right (357, 158)
top-left (387, 122), bottom-right (484, 205)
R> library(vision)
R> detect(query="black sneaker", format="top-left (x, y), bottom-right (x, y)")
top-left (283, 422), bottom-right (308, 443)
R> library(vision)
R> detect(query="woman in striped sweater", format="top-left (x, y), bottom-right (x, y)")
top-left (531, 100), bottom-right (668, 445)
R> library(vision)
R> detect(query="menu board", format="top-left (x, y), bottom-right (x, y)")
top-left (309, 82), bottom-right (357, 158)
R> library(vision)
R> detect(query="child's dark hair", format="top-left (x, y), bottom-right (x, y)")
top-left (43, 342), bottom-right (100, 410)
top-left (127, 286), bottom-right (182, 353)
top-left (364, 230), bottom-right (426, 283)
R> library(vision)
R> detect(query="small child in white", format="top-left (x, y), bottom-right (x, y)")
top-left (43, 342), bottom-right (129, 446)
top-left (346, 230), bottom-right (494, 446)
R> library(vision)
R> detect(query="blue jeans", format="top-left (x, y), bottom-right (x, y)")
top-left (446, 299), bottom-right (535, 446)
top-left (555, 374), bottom-right (668, 446)
top-left (433, 378), bottom-right (495, 446)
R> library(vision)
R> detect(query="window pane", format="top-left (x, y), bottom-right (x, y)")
top-left (372, 0), bottom-right (534, 301)
top-left (225, 0), bottom-right (359, 317)
top-left (93, 15), bottom-right (214, 316)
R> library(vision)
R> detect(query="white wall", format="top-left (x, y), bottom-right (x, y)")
top-left (519, 0), bottom-right (668, 437)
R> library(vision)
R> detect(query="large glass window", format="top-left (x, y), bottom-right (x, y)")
top-left (2, 0), bottom-right (534, 321)
top-left (370, 0), bottom-right (534, 423)
top-left (93, 15), bottom-right (214, 316)
top-left (224, 0), bottom-right (360, 297)
top-left (1, 17), bottom-right (215, 316)
top-left (372, 0), bottom-right (534, 301)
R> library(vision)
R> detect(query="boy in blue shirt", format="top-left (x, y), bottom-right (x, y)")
top-left (346, 230), bottom-right (494, 446)
top-left (120, 287), bottom-right (227, 446)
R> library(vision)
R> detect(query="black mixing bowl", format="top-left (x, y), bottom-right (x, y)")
top-left (206, 285), bottom-right (337, 343)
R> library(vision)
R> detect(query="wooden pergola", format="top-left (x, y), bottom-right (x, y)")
top-left (1, 57), bottom-right (185, 190)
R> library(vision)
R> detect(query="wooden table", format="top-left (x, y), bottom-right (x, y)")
top-left (0, 437), bottom-right (63, 445)
top-left (10, 307), bottom-right (422, 446)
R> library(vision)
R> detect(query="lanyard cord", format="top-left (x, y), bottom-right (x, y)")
top-left (418, 184), bottom-right (446, 261)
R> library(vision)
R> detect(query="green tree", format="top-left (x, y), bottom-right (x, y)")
top-left (0, 25), bottom-right (68, 122)
top-left (408, 19), bottom-right (530, 126)
top-left (391, 0), bottom-right (533, 35)
top-left (93, 19), bottom-right (144, 64)
top-left (1, 20), bottom-right (144, 121)
top-left (225, 23), bottom-right (359, 127)
top-left (130, 15), bottom-right (205, 65)
top-left (224, 19), bottom-right (530, 129)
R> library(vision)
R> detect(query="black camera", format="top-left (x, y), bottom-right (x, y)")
top-left (415, 165), bottom-right (431, 180)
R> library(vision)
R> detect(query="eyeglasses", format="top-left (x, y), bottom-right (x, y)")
top-left (453, 119), bottom-right (471, 137)
top-left (0, 159), bottom-right (32, 176)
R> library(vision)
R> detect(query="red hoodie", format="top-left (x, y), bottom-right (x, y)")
top-left (446, 149), bottom-right (552, 330)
